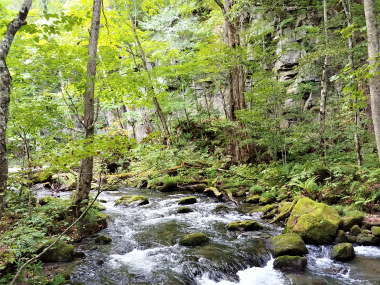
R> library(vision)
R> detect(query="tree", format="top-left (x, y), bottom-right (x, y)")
top-left (72, 0), bottom-right (101, 216)
top-left (0, 0), bottom-right (33, 218)
top-left (363, 0), bottom-right (380, 160)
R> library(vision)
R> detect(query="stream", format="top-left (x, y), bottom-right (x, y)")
top-left (61, 187), bottom-right (380, 285)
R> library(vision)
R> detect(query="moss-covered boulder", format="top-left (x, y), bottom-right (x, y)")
top-left (331, 243), bottom-right (355, 261)
top-left (40, 240), bottom-right (75, 262)
top-left (179, 233), bottom-right (209, 246)
top-left (371, 226), bottom-right (380, 237)
top-left (177, 206), bottom-right (193, 214)
top-left (114, 195), bottom-right (149, 207)
top-left (335, 230), bottom-right (347, 243)
top-left (245, 195), bottom-right (260, 204)
top-left (204, 187), bottom-right (223, 199)
top-left (356, 230), bottom-right (379, 245)
top-left (178, 196), bottom-right (197, 205)
top-left (271, 233), bottom-right (308, 257)
top-left (227, 220), bottom-right (263, 231)
top-left (95, 235), bottom-right (112, 245)
top-left (286, 197), bottom-right (341, 244)
top-left (273, 255), bottom-right (307, 272)
top-left (259, 196), bottom-right (275, 205)
top-left (350, 225), bottom-right (362, 236)
top-left (78, 212), bottom-right (108, 239)
top-left (341, 211), bottom-right (364, 231)
top-left (271, 201), bottom-right (295, 224)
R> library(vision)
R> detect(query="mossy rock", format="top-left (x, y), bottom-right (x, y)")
top-left (331, 243), bottom-right (355, 261)
top-left (273, 255), bottom-right (307, 272)
top-left (204, 187), bottom-right (223, 199)
top-left (213, 204), bottom-right (231, 214)
top-left (179, 233), bottom-right (209, 246)
top-left (371, 226), bottom-right (380, 237)
top-left (95, 235), bottom-right (112, 245)
top-left (259, 196), bottom-right (275, 205)
top-left (0, 247), bottom-right (15, 274)
top-left (350, 225), bottom-right (362, 236)
top-left (341, 211), bottom-right (364, 231)
top-left (115, 195), bottom-right (149, 207)
top-left (271, 201), bottom-right (295, 224)
top-left (178, 196), bottom-right (197, 205)
top-left (156, 182), bottom-right (178, 192)
top-left (245, 195), bottom-right (260, 204)
top-left (39, 196), bottom-right (55, 206)
top-left (79, 212), bottom-right (108, 238)
top-left (271, 233), bottom-right (308, 257)
top-left (227, 220), bottom-right (263, 231)
top-left (40, 240), bottom-right (75, 262)
top-left (177, 206), bottom-right (193, 214)
top-left (286, 197), bottom-right (341, 244)
top-left (356, 230), bottom-right (379, 245)
top-left (335, 230), bottom-right (347, 243)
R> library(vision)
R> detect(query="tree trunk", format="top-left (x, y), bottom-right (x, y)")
top-left (130, 19), bottom-right (171, 138)
top-left (363, 0), bottom-right (380, 160)
top-left (0, 0), bottom-right (32, 218)
top-left (73, 0), bottom-right (101, 216)
top-left (343, 0), bottom-right (363, 166)
top-left (319, 0), bottom-right (328, 157)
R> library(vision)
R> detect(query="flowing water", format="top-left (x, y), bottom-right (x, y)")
top-left (62, 187), bottom-right (380, 285)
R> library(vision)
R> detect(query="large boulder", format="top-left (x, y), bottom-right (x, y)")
top-left (179, 233), bottom-right (209, 246)
top-left (114, 195), bottom-right (149, 207)
top-left (270, 233), bottom-right (308, 257)
top-left (273, 255), bottom-right (307, 272)
top-left (331, 243), bottom-right (355, 261)
top-left (286, 197), bottom-right (341, 244)
top-left (227, 220), bottom-right (263, 231)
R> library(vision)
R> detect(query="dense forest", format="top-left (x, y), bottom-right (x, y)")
top-left (1, 0), bottom-right (380, 284)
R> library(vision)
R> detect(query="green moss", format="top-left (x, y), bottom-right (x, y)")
top-left (114, 195), bottom-right (149, 207)
top-left (371, 226), bottom-right (380, 237)
top-left (179, 233), bottom-right (209, 246)
top-left (356, 230), bottom-right (379, 245)
top-left (341, 210), bottom-right (364, 231)
top-left (95, 235), bottom-right (112, 245)
top-left (226, 220), bottom-right (263, 231)
top-left (286, 197), bottom-right (341, 244)
top-left (331, 243), bottom-right (355, 261)
top-left (350, 225), bottom-right (362, 236)
top-left (178, 196), bottom-right (197, 205)
top-left (39, 240), bottom-right (74, 262)
top-left (177, 206), bottom-right (193, 214)
top-left (0, 247), bottom-right (15, 273)
top-left (245, 195), bottom-right (260, 204)
top-left (271, 233), bottom-right (308, 257)
top-left (273, 255), bottom-right (307, 272)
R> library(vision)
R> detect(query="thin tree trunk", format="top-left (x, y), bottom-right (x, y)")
top-left (0, 0), bottom-right (32, 218)
top-left (130, 19), bottom-right (170, 137)
top-left (73, 0), bottom-right (101, 216)
top-left (319, 0), bottom-right (328, 157)
top-left (343, 0), bottom-right (363, 166)
top-left (363, 0), bottom-right (380, 160)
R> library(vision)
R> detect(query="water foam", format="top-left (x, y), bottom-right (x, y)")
top-left (196, 259), bottom-right (286, 285)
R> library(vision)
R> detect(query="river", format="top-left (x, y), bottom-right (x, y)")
top-left (63, 187), bottom-right (380, 285)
